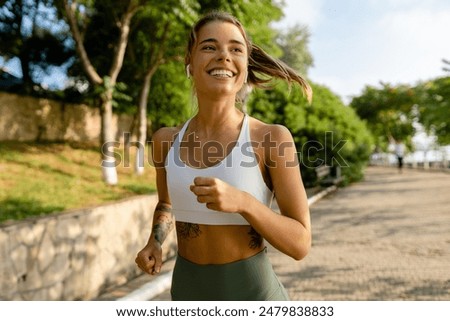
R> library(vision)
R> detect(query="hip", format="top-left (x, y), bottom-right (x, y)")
top-left (171, 247), bottom-right (289, 301)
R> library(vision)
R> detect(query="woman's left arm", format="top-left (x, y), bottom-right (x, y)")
top-left (240, 124), bottom-right (311, 260)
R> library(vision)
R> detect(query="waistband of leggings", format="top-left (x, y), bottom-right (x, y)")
top-left (176, 247), bottom-right (268, 269)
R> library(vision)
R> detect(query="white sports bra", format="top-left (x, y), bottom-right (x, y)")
top-left (165, 114), bottom-right (273, 225)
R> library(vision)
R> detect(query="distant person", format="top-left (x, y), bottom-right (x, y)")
top-left (135, 11), bottom-right (312, 300)
top-left (395, 140), bottom-right (406, 173)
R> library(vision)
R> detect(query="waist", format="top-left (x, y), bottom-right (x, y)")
top-left (176, 224), bottom-right (265, 264)
top-left (176, 247), bottom-right (268, 268)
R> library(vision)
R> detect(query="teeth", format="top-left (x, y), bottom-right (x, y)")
top-left (209, 69), bottom-right (233, 77)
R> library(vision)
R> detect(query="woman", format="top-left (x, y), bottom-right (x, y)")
top-left (135, 11), bottom-right (312, 301)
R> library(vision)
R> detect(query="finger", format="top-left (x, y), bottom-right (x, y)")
top-left (190, 185), bottom-right (212, 196)
top-left (136, 256), bottom-right (155, 274)
top-left (196, 195), bottom-right (215, 204)
top-left (206, 202), bottom-right (219, 211)
top-left (152, 254), bottom-right (163, 275)
top-left (193, 176), bottom-right (215, 186)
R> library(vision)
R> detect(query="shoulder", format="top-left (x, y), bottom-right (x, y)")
top-left (248, 116), bottom-right (298, 168)
top-left (151, 122), bottom-right (185, 166)
top-left (248, 116), bottom-right (294, 143)
top-left (151, 126), bottom-right (180, 145)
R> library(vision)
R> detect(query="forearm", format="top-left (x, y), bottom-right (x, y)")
top-left (239, 193), bottom-right (311, 260)
top-left (148, 202), bottom-right (174, 246)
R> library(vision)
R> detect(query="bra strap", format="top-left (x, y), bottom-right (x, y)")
top-left (173, 118), bottom-right (193, 148)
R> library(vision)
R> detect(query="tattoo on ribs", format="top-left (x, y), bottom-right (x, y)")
top-left (176, 222), bottom-right (201, 239)
top-left (248, 227), bottom-right (263, 249)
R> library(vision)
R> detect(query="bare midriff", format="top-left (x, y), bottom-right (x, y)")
top-left (176, 224), bottom-right (265, 265)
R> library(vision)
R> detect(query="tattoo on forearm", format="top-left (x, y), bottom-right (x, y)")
top-left (176, 222), bottom-right (201, 239)
top-left (152, 220), bottom-right (173, 245)
top-left (155, 204), bottom-right (172, 213)
top-left (152, 203), bottom-right (173, 245)
top-left (248, 227), bottom-right (263, 249)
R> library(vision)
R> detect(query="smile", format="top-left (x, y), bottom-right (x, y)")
top-left (208, 69), bottom-right (235, 78)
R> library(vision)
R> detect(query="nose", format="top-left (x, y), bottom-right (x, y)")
top-left (216, 49), bottom-right (230, 62)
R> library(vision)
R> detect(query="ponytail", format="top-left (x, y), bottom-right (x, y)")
top-left (248, 44), bottom-right (312, 103)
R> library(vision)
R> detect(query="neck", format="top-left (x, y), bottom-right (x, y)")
top-left (197, 96), bottom-right (241, 122)
top-left (191, 96), bottom-right (244, 136)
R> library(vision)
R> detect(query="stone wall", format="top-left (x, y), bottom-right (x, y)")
top-left (0, 92), bottom-right (133, 143)
top-left (0, 195), bottom-right (177, 300)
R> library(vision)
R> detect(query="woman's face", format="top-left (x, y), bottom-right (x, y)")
top-left (190, 21), bottom-right (248, 99)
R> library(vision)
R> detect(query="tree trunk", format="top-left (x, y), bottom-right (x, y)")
top-left (133, 22), bottom-right (171, 174)
top-left (134, 70), bottom-right (154, 175)
top-left (62, 0), bottom-right (139, 185)
top-left (100, 88), bottom-right (118, 185)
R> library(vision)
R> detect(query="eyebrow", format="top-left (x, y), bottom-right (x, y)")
top-left (199, 38), bottom-right (245, 46)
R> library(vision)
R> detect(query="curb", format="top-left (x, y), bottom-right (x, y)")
top-left (117, 185), bottom-right (339, 301)
top-left (116, 271), bottom-right (173, 301)
top-left (307, 185), bottom-right (337, 206)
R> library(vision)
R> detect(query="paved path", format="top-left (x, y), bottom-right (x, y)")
top-left (271, 166), bottom-right (450, 300)
top-left (99, 166), bottom-right (450, 300)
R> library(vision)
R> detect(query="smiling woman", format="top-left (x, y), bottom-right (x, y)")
top-left (188, 21), bottom-right (249, 99)
top-left (135, 11), bottom-right (312, 301)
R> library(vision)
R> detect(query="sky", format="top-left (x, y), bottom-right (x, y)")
top-left (274, 0), bottom-right (450, 104)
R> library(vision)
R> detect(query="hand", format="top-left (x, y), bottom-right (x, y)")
top-left (190, 176), bottom-right (246, 213)
top-left (135, 239), bottom-right (162, 275)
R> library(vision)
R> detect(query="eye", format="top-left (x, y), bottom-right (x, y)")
top-left (232, 47), bottom-right (243, 53)
top-left (202, 45), bottom-right (215, 51)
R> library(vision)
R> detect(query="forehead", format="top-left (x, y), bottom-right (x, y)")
top-left (196, 21), bottom-right (246, 45)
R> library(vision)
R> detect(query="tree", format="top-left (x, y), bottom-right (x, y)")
top-left (277, 24), bottom-right (313, 76)
top-left (119, 0), bottom-right (196, 175)
top-left (249, 82), bottom-right (374, 186)
top-left (0, 0), bottom-right (73, 93)
top-left (416, 77), bottom-right (450, 145)
top-left (57, 0), bottom-right (143, 184)
top-left (350, 83), bottom-right (416, 151)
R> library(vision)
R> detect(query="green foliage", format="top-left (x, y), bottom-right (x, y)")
top-left (277, 24), bottom-right (314, 75)
top-left (148, 61), bottom-right (193, 131)
top-left (63, 0), bottom-right (126, 79)
top-left (196, 0), bottom-right (284, 56)
top-left (350, 83), bottom-right (417, 150)
top-left (91, 76), bottom-right (132, 109)
top-left (416, 77), bottom-right (450, 145)
top-left (248, 82), bottom-right (374, 186)
top-left (116, 0), bottom-right (197, 117)
top-left (0, 0), bottom-right (74, 92)
top-left (351, 77), bottom-right (450, 149)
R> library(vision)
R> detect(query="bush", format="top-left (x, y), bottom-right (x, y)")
top-left (248, 82), bottom-right (374, 186)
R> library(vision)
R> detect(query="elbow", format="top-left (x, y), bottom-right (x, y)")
top-left (291, 233), bottom-right (312, 261)
top-left (292, 246), bottom-right (310, 261)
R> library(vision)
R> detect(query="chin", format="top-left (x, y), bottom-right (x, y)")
top-left (203, 84), bottom-right (239, 97)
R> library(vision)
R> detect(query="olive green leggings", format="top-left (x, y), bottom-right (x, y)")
top-left (171, 248), bottom-right (289, 301)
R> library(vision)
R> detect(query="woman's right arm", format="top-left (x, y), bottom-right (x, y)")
top-left (135, 127), bottom-right (175, 275)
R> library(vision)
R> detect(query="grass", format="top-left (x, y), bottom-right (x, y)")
top-left (0, 141), bottom-right (157, 223)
